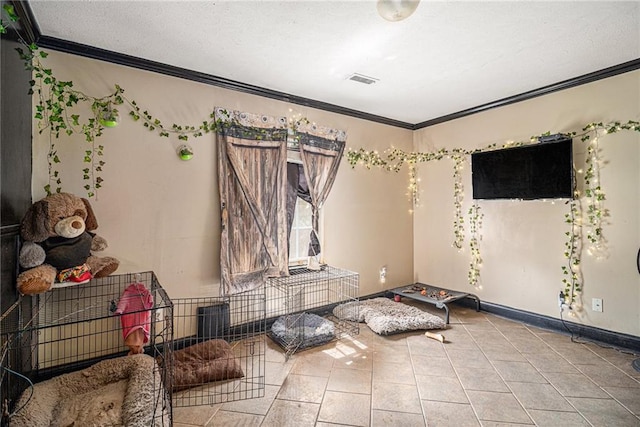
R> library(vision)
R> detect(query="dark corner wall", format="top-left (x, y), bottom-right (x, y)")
top-left (1, 36), bottom-right (33, 314)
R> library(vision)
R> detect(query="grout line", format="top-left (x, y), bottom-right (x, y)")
top-left (175, 313), bottom-right (639, 426)
top-left (523, 323), bottom-right (640, 419)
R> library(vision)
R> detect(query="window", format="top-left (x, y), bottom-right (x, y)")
top-left (289, 198), bottom-right (313, 264)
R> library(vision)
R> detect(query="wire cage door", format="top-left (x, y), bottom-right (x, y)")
top-left (267, 265), bottom-right (359, 359)
top-left (171, 287), bottom-right (266, 407)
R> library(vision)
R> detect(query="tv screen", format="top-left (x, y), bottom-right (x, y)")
top-left (471, 137), bottom-right (574, 200)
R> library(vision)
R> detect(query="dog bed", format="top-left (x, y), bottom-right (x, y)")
top-left (11, 354), bottom-right (167, 427)
top-left (333, 297), bottom-right (446, 335)
top-left (172, 339), bottom-right (244, 392)
top-left (270, 313), bottom-right (335, 350)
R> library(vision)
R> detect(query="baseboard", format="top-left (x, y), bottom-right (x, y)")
top-left (419, 294), bottom-right (640, 353)
top-left (465, 299), bottom-right (640, 352)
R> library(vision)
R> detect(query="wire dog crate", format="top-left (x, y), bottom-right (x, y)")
top-left (171, 288), bottom-right (266, 407)
top-left (266, 265), bottom-right (359, 358)
top-left (0, 271), bottom-right (172, 426)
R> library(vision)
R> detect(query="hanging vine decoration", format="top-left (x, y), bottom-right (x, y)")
top-left (346, 122), bottom-right (639, 292)
top-left (16, 44), bottom-right (125, 198)
top-left (126, 99), bottom-right (223, 141)
top-left (468, 202), bottom-right (483, 288)
top-left (407, 161), bottom-right (419, 208)
top-left (585, 135), bottom-right (606, 252)
top-left (581, 124), bottom-right (608, 257)
top-left (562, 196), bottom-right (583, 307)
top-left (451, 152), bottom-right (465, 249)
top-left (13, 39), bottom-right (227, 198)
top-left (0, 3), bottom-right (18, 34)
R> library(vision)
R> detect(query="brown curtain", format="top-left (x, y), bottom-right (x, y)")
top-left (296, 123), bottom-right (346, 260)
top-left (216, 108), bottom-right (289, 295)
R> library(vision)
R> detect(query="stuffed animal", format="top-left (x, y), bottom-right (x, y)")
top-left (17, 192), bottom-right (120, 295)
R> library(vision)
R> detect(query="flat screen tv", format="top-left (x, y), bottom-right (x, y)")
top-left (471, 136), bottom-right (574, 200)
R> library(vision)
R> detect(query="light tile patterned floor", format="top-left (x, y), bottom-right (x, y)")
top-left (173, 303), bottom-right (640, 426)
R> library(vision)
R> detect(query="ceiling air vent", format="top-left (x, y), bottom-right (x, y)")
top-left (348, 73), bottom-right (379, 85)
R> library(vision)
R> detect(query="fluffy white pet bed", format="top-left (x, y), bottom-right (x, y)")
top-left (11, 354), bottom-right (168, 427)
top-left (333, 297), bottom-right (446, 335)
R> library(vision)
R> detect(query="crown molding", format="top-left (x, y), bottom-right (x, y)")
top-left (13, 0), bottom-right (640, 130)
top-left (34, 35), bottom-right (415, 130)
top-left (412, 58), bottom-right (640, 130)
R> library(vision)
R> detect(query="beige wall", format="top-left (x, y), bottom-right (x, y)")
top-left (32, 51), bottom-right (414, 299)
top-left (413, 70), bottom-right (640, 336)
top-left (31, 51), bottom-right (640, 337)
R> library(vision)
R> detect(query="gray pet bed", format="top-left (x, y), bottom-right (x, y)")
top-left (333, 297), bottom-right (446, 335)
top-left (270, 312), bottom-right (335, 350)
top-left (11, 354), bottom-right (168, 427)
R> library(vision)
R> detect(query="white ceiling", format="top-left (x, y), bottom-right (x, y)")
top-left (28, 0), bottom-right (640, 126)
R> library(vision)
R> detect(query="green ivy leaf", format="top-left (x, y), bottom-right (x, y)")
top-left (3, 4), bottom-right (19, 22)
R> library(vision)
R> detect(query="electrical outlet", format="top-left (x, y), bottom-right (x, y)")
top-left (558, 292), bottom-right (565, 307)
top-left (558, 291), bottom-right (570, 311)
top-left (592, 298), bottom-right (603, 312)
top-left (379, 266), bottom-right (387, 283)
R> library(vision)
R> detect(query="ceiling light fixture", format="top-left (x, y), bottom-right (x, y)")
top-left (377, 0), bottom-right (420, 22)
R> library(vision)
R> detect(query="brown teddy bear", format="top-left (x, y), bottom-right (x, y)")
top-left (17, 192), bottom-right (120, 295)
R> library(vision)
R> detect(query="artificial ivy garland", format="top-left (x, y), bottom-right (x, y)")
top-left (582, 125), bottom-right (609, 257)
top-left (467, 202), bottom-right (483, 288)
top-left (562, 198), bottom-right (583, 307)
top-left (346, 121), bottom-right (640, 308)
top-left (452, 153), bottom-right (465, 249)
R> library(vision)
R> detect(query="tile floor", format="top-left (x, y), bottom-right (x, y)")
top-left (173, 303), bottom-right (640, 426)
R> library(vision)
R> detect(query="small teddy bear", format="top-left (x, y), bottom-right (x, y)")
top-left (17, 192), bottom-right (120, 295)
